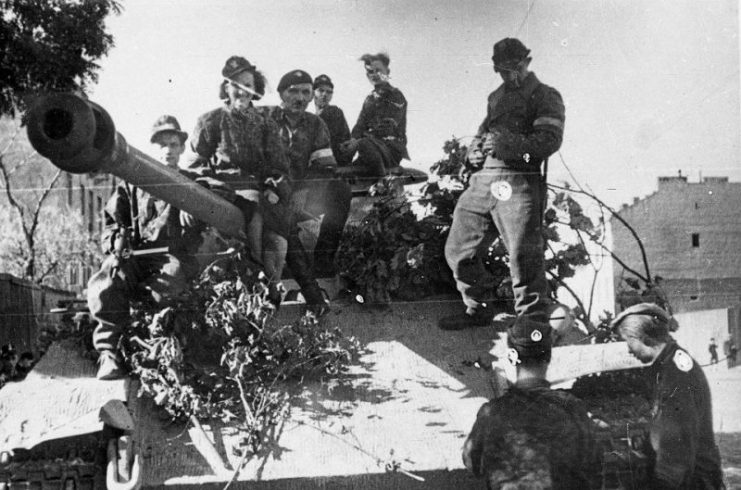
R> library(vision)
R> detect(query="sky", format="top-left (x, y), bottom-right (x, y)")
top-left (89, 0), bottom-right (740, 211)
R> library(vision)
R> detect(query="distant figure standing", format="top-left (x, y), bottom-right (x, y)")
top-left (729, 340), bottom-right (738, 368)
top-left (708, 338), bottom-right (719, 365)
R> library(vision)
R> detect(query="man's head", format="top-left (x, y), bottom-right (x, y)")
top-left (219, 56), bottom-right (266, 114)
top-left (150, 115), bottom-right (187, 167)
top-left (313, 74), bottom-right (334, 110)
top-left (611, 303), bottom-right (673, 364)
top-left (492, 38), bottom-right (531, 88)
top-left (278, 70), bottom-right (313, 116)
top-left (507, 316), bottom-right (552, 377)
top-left (360, 52), bottom-right (390, 86)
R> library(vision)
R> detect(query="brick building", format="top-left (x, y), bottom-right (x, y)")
top-left (610, 174), bottom-right (741, 313)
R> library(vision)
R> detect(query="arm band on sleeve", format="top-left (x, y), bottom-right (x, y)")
top-left (533, 117), bottom-right (564, 129)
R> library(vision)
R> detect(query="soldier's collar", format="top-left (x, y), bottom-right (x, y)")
top-left (514, 377), bottom-right (550, 390)
top-left (505, 71), bottom-right (539, 93)
top-left (652, 340), bottom-right (676, 368)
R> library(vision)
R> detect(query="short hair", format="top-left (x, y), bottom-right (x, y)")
top-left (359, 52), bottom-right (390, 68)
top-left (219, 68), bottom-right (267, 101)
top-left (616, 314), bottom-right (672, 347)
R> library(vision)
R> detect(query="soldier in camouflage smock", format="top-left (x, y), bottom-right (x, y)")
top-left (463, 335), bottom-right (594, 489)
top-left (188, 56), bottom-right (291, 303)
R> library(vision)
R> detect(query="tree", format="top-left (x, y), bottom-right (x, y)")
top-left (0, 0), bottom-right (122, 116)
top-left (0, 0), bottom-right (120, 283)
top-left (0, 119), bottom-right (102, 285)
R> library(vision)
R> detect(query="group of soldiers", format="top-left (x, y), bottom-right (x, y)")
top-left (83, 36), bottom-right (725, 488)
top-left (87, 51), bottom-right (409, 382)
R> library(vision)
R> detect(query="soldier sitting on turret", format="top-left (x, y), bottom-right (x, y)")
top-left (87, 116), bottom-right (204, 380)
top-left (462, 332), bottom-right (595, 489)
top-left (338, 52), bottom-right (409, 184)
top-left (188, 56), bottom-right (292, 305)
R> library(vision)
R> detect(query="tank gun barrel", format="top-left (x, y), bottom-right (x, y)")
top-left (25, 93), bottom-right (245, 238)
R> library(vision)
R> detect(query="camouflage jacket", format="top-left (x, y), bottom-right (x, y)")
top-left (463, 378), bottom-right (594, 489)
top-left (101, 182), bottom-right (204, 256)
top-left (470, 72), bottom-right (564, 172)
top-left (188, 104), bottom-right (290, 189)
top-left (647, 342), bottom-right (722, 489)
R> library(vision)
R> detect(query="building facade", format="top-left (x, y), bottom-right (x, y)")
top-left (610, 174), bottom-right (741, 313)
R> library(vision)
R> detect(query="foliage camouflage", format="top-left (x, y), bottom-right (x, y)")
top-left (120, 250), bottom-right (360, 456)
top-left (337, 137), bottom-right (598, 321)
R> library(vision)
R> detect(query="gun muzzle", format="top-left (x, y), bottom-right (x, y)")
top-left (26, 94), bottom-right (245, 239)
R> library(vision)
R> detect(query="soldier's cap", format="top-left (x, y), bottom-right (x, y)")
top-left (610, 302), bottom-right (672, 330)
top-left (492, 38), bottom-right (531, 71)
top-left (313, 74), bottom-right (334, 90)
top-left (277, 70), bottom-right (313, 94)
top-left (150, 115), bottom-right (187, 144)
top-left (507, 315), bottom-right (552, 363)
top-left (222, 56), bottom-right (255, 81)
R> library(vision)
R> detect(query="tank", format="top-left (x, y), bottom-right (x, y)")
top-left (25, 93), bottom-right (245, 239)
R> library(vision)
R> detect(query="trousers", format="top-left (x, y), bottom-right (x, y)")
top-left (289, 177), bottom-right (352, 268)
top-left (445, 166), bottom-right (549, 319)
top-left (87, 253), bottom-right (198, 352)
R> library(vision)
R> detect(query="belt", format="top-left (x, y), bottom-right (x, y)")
top-left (482, 155), bottom-right (508, 169)
top-left (481, 155), bottom-right (543, 175)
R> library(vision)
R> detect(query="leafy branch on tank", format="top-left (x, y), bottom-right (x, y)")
top-left (337, 136), bottom-right (645, 329)
top-left (118, 248), bottom-right (360, 457)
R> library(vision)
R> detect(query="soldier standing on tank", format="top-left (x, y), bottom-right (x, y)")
top-left (439, 39), bottom-right (566, 387)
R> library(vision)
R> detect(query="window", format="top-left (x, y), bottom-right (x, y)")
top-left (68, 262), bottom-right (79, 286)
top-left (691, 233), bottom-right (700, 247)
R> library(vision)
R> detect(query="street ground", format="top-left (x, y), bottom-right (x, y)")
top-left (706, 363), bottom-right (741, 488)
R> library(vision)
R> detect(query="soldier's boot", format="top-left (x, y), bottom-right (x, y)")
top-left (302, 283), bottom-right (330, 318)
top-left (96, 350), bottom-right (125, 381)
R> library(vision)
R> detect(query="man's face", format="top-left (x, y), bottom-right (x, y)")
top-left (281, 83), bottom-right (313, 115)
top-left (314, 85), bottom-right (333, 109)
top-left (226, 71), bottom-right (256, 113)
top-left (151, 132), bottom-right (185, 167)
top-left (365, 60), bottom-right (389, 86)
top-left (495, 60), bottom-right (525, 88)
top-left (620, 330), bottom-right (656, 364)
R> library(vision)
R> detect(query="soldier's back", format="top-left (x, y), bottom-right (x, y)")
top-left (480, 386), bottom-right (594, 489)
